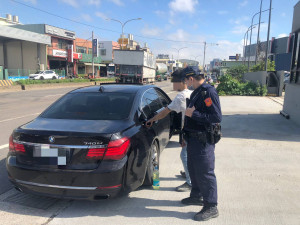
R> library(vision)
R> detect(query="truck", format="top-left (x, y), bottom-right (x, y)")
top-left (156, 63), bottom-right (168, 81)
top-left (113, 50), bottom-right (156, 84)
top-left (107, 63), bottom-right (115, 77)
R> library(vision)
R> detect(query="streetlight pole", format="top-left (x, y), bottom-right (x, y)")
top-left (107, 18), bottom-right (142, 50)
top-left (192, 55), bottom-right (202, 66)
top-left (249, 8), bottom-right (271, 67)
top-left (203, 42), bottom-right (219, 72)
top-left (243, 23), bottom-right (264, 68)
top-left (172, 47), bottom-right (187, 69)
top-left (255, 0), bottom-right (263, 64)
top-left (265, 0), bottom-right (273, 71)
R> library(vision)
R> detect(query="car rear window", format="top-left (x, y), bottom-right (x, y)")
top-left (41, 92), bottom-right (135, 120)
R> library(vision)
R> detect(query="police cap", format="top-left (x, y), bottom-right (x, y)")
top-left (182, 66), bottom-right (200, 78)
top-left (183, 66), bottom-right (205, 80)
top-left (171, 68), bottom-right (185, 83)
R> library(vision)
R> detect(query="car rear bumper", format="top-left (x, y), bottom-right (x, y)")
top-left (6, 156), bottom-right (127, 200)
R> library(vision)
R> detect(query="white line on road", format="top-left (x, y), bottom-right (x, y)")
top-left (0, 144), bottom-right (8, 150)
top-left (44, 94), bottom-right (64, 98)
top-left (0, 113), bottom-right (40, 123)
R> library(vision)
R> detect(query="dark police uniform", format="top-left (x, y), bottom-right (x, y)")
top-left (184, 81), bottom-right (222, 208)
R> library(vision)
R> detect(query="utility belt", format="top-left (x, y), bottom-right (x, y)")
top-left (183, 131), bottom-right (207, 143)
top-left (183, 124), bottom-right (222, 144)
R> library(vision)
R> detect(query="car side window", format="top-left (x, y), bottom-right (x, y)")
top-left (141, 88), bottom-right (163, 118)
top-left (45, 71), bottom-right (52, 74)
top-left (155, 89), bottom-right (169, 107)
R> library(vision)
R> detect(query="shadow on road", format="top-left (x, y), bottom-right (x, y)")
top-left (0, 158), bottom-right (13, 195)
top-left (165, 140), bottom-right (180, 149)
top-left (222, 113), bottom-right (300, 142)
top-left (0, 191), bottom-right (195, 221)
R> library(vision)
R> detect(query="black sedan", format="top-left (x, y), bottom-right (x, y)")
top-left (7, 84), bottom-right (180, 200)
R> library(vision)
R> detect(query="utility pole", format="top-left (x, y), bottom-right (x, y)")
top-left (92, 31), bottom-right (94, 78)
top-left (203, 42), bottom-right (207, 72)
top-left (255, 0), bottom-right (263, 65)
top-left (203, 42), bottom-right (219, 73)
top-left (265, 0), bottom-right (273, 71)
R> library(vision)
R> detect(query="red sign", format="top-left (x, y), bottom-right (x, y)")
top-left (67, 45), bottom-right (73, 63)
top-left (73, 52), bottom-right (82, 60)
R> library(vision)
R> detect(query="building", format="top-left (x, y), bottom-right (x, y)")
top-left (97, 41), bottom-right (120, 76)
top-left (13, 24), bottom-right (79, 76)
top-left (244, 36), bottom-right (293, 71)
top-left (75, 38), bottom-right (102, 76)
top-left (219, 60), bottom-right (256, 76)
top-left (0, 25), bottom-right (50, 80)
top-left (282, 1), bottom-right (300, 125)
top-left (210, 58), bottom-right (222, 70)
top-left (0, 14), bottom-right (21, 25)
top-left (118, 34), bottom-right (139, 50)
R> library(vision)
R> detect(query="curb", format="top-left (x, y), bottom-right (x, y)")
top-left (0, 81), bottom-right (115, 93)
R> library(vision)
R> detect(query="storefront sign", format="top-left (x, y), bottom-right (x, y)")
top-left (67, 45), bottom-right (73, 63)
top-left (93, 39), bottom-right (98, 57)
top-left (53, 50), bottom-right (67, 58)
top-left (73, 53), bottom-right (82, 60)
top-left (45, 25), bottom-right (75, 40)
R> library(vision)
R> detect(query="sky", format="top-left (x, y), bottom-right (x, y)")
top-left (0, 0), bottom-right (299, 64)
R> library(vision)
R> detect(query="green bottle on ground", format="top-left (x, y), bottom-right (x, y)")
top-left (152, 165), bottom-right (160, 190)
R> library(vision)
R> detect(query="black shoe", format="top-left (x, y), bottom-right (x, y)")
top-left (181, 197), bottom-right (204, 206)
top-left (194, 206), bottom-right (219, 221)
top-left (175, 182), bottom-right (192, 192)
top-left (180, 170), bottom-right (186, 178)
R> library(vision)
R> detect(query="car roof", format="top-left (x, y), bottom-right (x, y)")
top-left (70, 84), bottom-right (155, 94)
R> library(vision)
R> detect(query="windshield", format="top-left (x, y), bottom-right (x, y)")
top-left (41, 92), bottom-right (135, 120)
top-left (35, 71), bottom-right (44, 74)
top-left (108, 66), bottom-right (115, 72)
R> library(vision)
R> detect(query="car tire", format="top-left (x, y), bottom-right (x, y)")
top-left (52, 76), bottom-right (57, 80)
top-left (40, 76), bottom-right (44, 80)
top-left (143, 141), bottom-right (160, 186)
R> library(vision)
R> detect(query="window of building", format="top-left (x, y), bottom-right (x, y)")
top-left (88, 48), bottom-right (92, 54)
top-left (101, 49), bottom-right (106, 56)
top-left (76, 46), bottom-right (86, 54)
top-left (58, 39), bottom-right (68, 49)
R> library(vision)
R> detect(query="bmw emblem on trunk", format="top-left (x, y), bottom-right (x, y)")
top-left (49, 136), bottom-right (55, 143)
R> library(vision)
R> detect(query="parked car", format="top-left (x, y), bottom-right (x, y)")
top-left (7, 84), bottom-right (180, 200)
top-left (211, 75), bottom-right (218, 83)
top-left (29, 70), bottom-right (59, 80)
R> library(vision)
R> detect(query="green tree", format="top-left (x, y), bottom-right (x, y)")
top-left (250, 59), bottom-right (276, 72)
top-left (225, 65), bottom-right (247, 81)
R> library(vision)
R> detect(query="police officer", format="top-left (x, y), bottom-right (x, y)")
top-left (181, 66), bottom-right (222, 222)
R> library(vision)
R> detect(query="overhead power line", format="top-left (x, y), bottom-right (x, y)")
top-left (10, 0), bottom-right (209, 44)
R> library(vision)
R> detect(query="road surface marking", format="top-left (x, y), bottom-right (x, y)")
top-left (0, 144), bottom-right (8, 150)
top-left (0, 113), bottom-right (40, 123)
top-left (44, 94), bottom-right (64, 98)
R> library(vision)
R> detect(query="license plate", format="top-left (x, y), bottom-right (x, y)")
top-left (33, 144), bottom-right (67, 165)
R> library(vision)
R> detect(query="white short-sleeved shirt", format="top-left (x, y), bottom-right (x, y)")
top-left (167, 89), bottom-right (192, 127)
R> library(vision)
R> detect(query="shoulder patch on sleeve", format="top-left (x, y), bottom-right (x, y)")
top-left (204, 97), bottom-right (213, 107)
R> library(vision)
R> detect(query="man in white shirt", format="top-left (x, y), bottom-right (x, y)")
top-left (146, 68), bottom-right (192, 192)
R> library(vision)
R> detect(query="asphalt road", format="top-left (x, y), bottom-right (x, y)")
top-left (0, 82), bottom-right (300, 225)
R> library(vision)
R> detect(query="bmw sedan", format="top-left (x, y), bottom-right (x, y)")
top-left (7, 84), bottom-right (180, 200)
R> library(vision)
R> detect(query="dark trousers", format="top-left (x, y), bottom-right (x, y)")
top-left (187, 136), bottom-right (218, 206)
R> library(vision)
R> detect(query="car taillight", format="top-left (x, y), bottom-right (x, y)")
top-left (9, 135), bottom-right (26, 153)
top-left (86, 137), bottom-right (130, 161)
